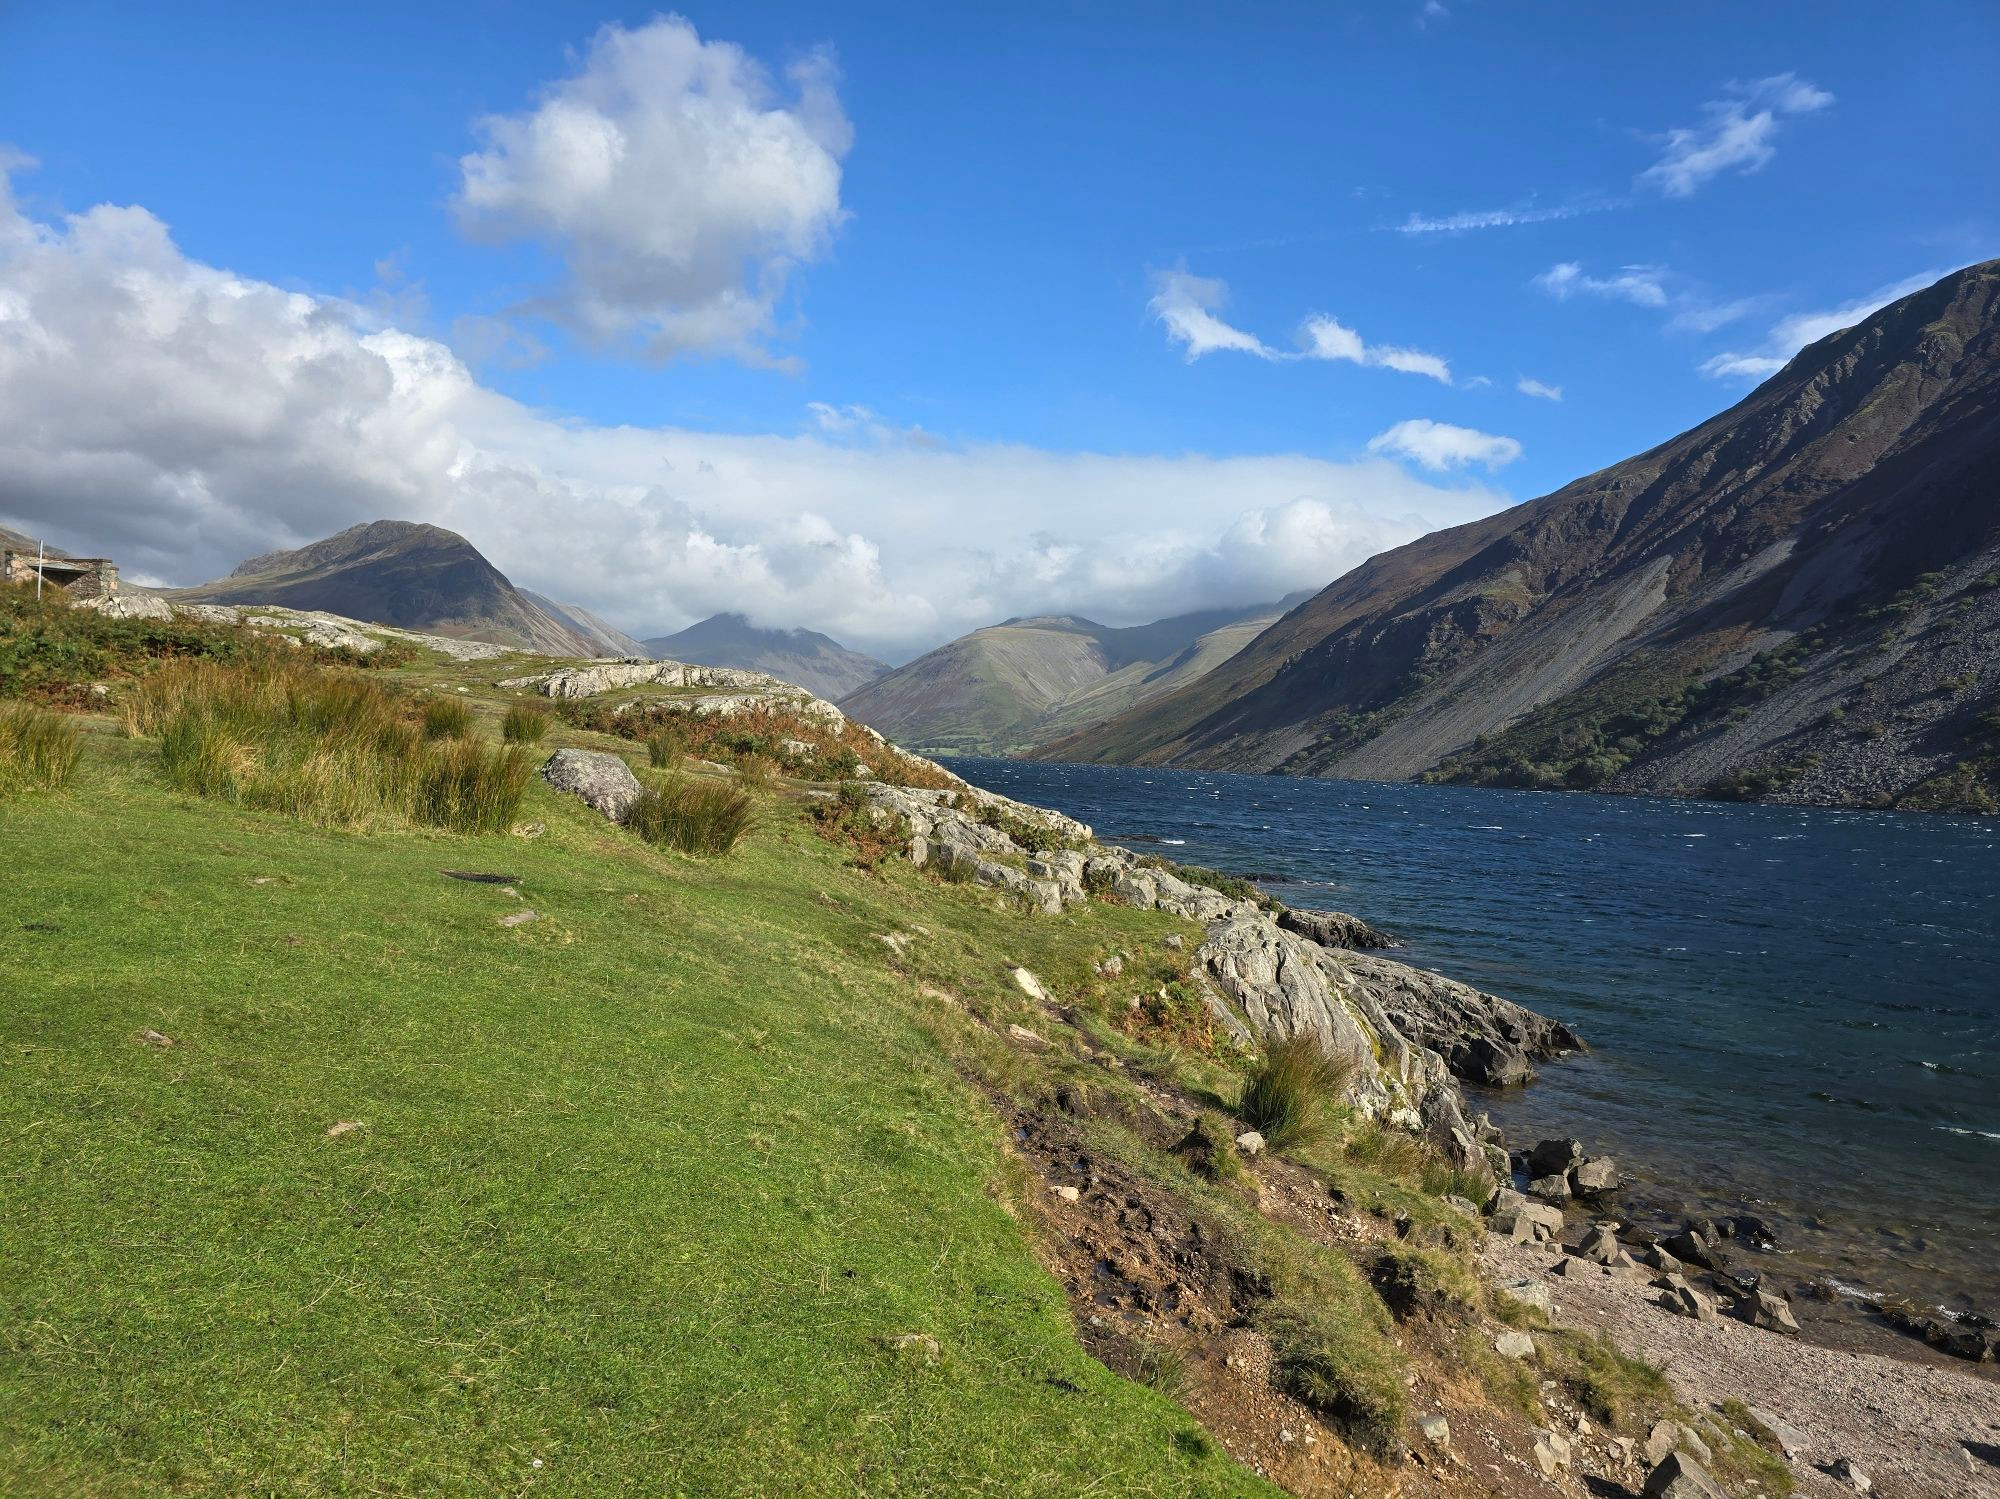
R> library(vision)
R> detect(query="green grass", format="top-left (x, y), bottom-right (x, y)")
top-left (0, 725), bottom-right (1272, 1497)
top-left (501, 702), bottom-right (551, 745)
top-left (0, 702), bottom-right (81, 792)
top-left (626, 776), bottom-right (758, 856)
top-left (1236, 1033), bottom-right (1352, 1150)
top-left (130, 659), bottom-right (529, 834)
top-left (421, 695), bottom-right (474, 740)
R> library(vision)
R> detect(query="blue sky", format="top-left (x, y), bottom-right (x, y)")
top-left (0, 2), bottom-right (1992, 656)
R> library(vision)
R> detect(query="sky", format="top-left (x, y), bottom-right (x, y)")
top-left (0, 2), bottom-right (1992, 660)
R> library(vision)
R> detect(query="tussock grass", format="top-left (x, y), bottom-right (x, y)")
top-left (420, 695), bottom-right (473, 740)
top-left (626, 776), bottom-right (757, 856)
top-left (645, 727), bottom-right (680, 768)
top-left (1237, 1033), bottom-right (1353, 1150)
top-left (0, 702), bottom-right (81, 792)
top-left (501, 701), bottom-right (551, 744)
top-left (129, 659), bottom-right (528, 832)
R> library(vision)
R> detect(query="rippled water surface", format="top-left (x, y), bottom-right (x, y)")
top-left (945, 757), bottom-right (2000, 1312)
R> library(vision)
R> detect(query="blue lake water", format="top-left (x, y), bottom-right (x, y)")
top-left (945, 757), bottom-right (2000, 1313)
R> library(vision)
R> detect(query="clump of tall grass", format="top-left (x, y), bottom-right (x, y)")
top-left (1237, 1033), bottom-right (1353, 1150)
top-left (625, 776), bottom-right (757, 855)
top-left (644, 728), bottom-right (680, 769)
top-left (502, 702), bottom-right (551, 744)
top-left (0, 703), bottom-right (82, 792)
top-left (421, 695), bottom-right (474, 740)
top-left (128, 659), bottom-right (528, 832)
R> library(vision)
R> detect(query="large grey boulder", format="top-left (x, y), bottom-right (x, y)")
top-left (1339, 954), bottom-right (1582, 1088)
top-left (1642, 1452), bottom-right (1727, 1499)
top-left (540, 749), bottom-right (644, 823)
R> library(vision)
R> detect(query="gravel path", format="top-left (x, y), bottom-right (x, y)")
top-left (1487, 1241), bottom-right (2000, 1499)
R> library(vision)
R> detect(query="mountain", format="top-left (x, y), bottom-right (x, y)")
top-left (641, 613), bottom-right (889, 700)
top-left (177, 520), bottom-right (640, 658)
top-left (838, 597), bottom-right (1303, 756)
top-left (1043, 260), bottom-right (2000, 813)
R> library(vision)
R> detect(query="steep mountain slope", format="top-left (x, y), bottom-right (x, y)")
top-left (177, 520), bottom-right (634, 657)
top-left (642, 613), bottom-right (889, 700)
top-left (1043, 261), bottom-right (2000, 812)
top-left (839, 598), bottom-right (1298, 756)
top-left (522, 592), bottom-right (649, 658)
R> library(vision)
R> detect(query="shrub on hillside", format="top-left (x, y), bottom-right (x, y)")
top-left (626, 776), bottom-right (757, 855)
top-left (0, 702), bottom-right (82, 792)
top-left (129, 658), bottom-right (527, 832)
top-left (502, 702), bottom-right (551, 744)
top-left (1237, 1033), bottom-right (1353, 1150)
top-left (421, 696), bottom-right (474, 740)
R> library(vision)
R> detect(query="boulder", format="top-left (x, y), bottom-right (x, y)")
top-left (1496, 1277), bottom-right (1552, 1314)
top-left (1526, 1138), bottom-right (1584, 1177)
top-left (1528, 1173), bottom-right (1572, 1206)
top-left (1277, 907), bottom-right (1397, 950)
top-left (1571, 1156), bottom-right (1619, 1193)
top-left (1416, 1413), bottom-right (1450, 1447)
top-left (1574, 1224), bottom-right (1621, 1264)
top-left (1493, 1330), bottom-right (1536, 1359)
top-left (1644, 1420), bottom-right (1680, 1466)
top-left (1662, 1228), bottom-right (1720, 1270)
top-left (1534, 1432), bottom-right (1569, 1476)
top-left (1657, 1280), bottom-right (1717, 1322)
top-left (1830, 1457), bottom-right (1871, 1493)
top-left (1748, 1288), bottom-right (1799, 1334)
top-left (539, 749), bottom-right (644, 823)
top-left (1235, 1130), bottom-right (1266, 1157)
top-left (1641, 1452), bottom-right (1727, 1499)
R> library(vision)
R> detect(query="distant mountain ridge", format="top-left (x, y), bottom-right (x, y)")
top-left (1042, 260), bottom-right (2000, 813)
top-left (640, 613), bottom-right (889, 701)
top-left (177, 520), bottom-right (644, 658)
top-left (838, 597), bottom-right (1304, 756)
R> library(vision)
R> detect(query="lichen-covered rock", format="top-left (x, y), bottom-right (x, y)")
top-left (539, 749), bottom-right (644, 823)
top-left (301, 619), bottom-right (382, 653)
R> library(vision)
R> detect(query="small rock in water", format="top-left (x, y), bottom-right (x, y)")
top-left (1571, 1156), bottom-right (1619, 1193)
top-left (1526, 1138), bottom-right (1583, 1176)
top-left (1528, 1173), bottom-right (1572, 1205)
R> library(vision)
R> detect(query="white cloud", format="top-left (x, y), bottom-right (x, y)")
top-left (1299, 315), bottom-right (1451, 382)
top-left (1397, 203), bottom-right (1584, 234)
top-left (0, 165), bottom-right (1507, 659)
top-left (1153, 270), bottom-right (1452, 382)
top-left (1149, 268), bottom-right (1277, 360)
top-left (1516, 377), bottom-right (1562, 401)
top-left (452, 16), bottom-right (851, 363)
top-left (1639, 74), bottom-right (1833, 198)
top-left (1535, 261), bottom-right (1669, 308)
top-left (1368, 419), bottom-right (1522, 472)
top-left (1698, 268), bottom-right (1948, 381)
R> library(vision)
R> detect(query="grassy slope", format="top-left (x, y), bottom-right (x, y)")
top-left (0, 722), bottom-right (1271, 1496)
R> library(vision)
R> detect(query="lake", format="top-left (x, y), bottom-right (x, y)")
top-left (945, 756), bottom-right (2000, 1315)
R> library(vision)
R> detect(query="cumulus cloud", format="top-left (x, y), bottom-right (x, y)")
top-left (1516, 377), bottom-right (1562, 401)
top-left (1367, 420), bottom-right (1522, 472)
top-left (0, 165), bottom-right (1507, 659)
top-left (1639, 74), bottom-right (1833, 198)
top-left (1151, 270), bottom-right (1451, 382)
top-left (1698, 268), bottom-right (1950, 380)
top-left (452, 15), bottom-right (851, 363)
top-left (1534, 261), bottom-right (1668, 308)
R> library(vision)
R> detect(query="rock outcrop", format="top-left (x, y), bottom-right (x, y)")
top-left (1276, 907), bottom-right (1397, 950)
top-left (859, 780), bottom-right (1580, 1183)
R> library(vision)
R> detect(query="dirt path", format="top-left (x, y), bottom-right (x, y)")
top-left (1486, 1240), bottom-right (2000, 1499)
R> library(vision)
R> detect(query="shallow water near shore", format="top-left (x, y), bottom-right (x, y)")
top-left (945, 757), bottom-right (2000, 1318)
